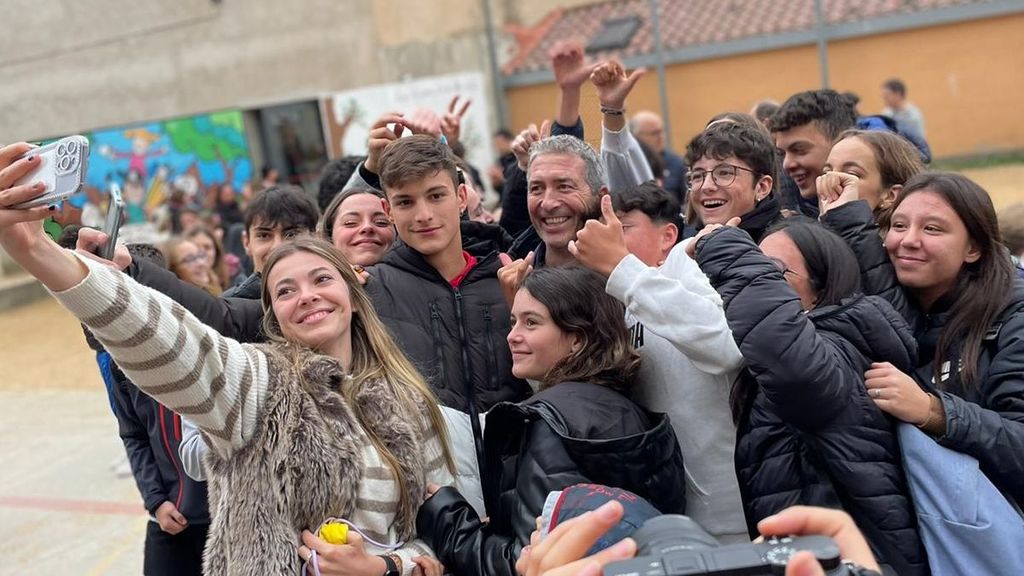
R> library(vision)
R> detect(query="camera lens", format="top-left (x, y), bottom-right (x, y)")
top-left (631, 515), bottom-right (721, 556)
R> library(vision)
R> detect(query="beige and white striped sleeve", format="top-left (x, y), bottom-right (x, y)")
top-left (420, 406), bottom-right (456, 488)
top-left (52, 255), bottom-right (268, 458)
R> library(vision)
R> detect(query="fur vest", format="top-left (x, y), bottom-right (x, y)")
top-left (202, 344), bottom-right (427, 575)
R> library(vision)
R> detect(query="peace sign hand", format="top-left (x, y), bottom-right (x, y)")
top-left (441, 95), bottom-right (472, 145)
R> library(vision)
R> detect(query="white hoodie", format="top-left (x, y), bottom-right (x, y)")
top-left (606, 239), bottom-right (749, 543)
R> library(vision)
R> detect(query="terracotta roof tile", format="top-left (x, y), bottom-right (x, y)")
top-left (504, 0), bottom-right (994, 76)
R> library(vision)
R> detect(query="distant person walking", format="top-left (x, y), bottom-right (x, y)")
top-left (881, 78), bottom-right (926, 138)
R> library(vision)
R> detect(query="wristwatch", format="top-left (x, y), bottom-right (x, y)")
top-left (379, 553), bottom-right (400, 576)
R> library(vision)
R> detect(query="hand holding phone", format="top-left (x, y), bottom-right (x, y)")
top-left (98, 183), bottom-right (125, 260)
top-left (11, 135), bottom-right (90, 209)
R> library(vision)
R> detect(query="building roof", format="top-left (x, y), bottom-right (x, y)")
top-left (503, 0), bottom-right (998, 76)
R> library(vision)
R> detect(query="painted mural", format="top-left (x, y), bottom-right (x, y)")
top-left (75, 110), bottom-right (253, 224)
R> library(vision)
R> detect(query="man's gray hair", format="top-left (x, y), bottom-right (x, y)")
top-left (528, 135), bottom-right (606, 195)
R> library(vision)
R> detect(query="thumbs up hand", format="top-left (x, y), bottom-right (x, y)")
top-left (568, 194), bottom-right (630, 278)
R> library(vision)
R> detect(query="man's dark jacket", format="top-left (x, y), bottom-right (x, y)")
top-left (416, 381), bottom-right (686, 576)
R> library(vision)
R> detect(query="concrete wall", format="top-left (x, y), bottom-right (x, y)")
top-left (505, 13), bottom-right (1024, 159)
top-left (0, 0), bottom-right (505, 142)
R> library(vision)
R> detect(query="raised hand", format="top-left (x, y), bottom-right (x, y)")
top-left (497, 251), bottom-right (534, 307)
top-left (549, 40), bottom-right (596, 91)
top-left (402, 108), bottom-right (443, 139)
top-left (511, 121), bottom-right (552, 171)
top-left (364, 113), bottom-right (406, 174)
top-left (0, 143), bottom-right (56, 251)
top-left (75, 227), bottom-right (133, 270)
top-left (590, 60), bottom-right (646, 111)
top-left (568, 194), bottom-right (629, 277)
top-left (815, 170), bottom-right (860, 213)
top-left (686, 216), bottom-right (741, 258)
top-left (441, 95), bottom-right (472, 145)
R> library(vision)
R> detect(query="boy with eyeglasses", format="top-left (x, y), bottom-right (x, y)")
top-left (684, 121), bottom-right (779, 243)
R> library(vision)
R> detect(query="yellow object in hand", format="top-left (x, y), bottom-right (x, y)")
top-left (319, 521), bottom-right (349, 544)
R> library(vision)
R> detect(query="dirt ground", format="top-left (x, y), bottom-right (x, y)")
top-left (0, 295), bottom-right (104, 392)
top-left (959, 164), bottom-right (1023, 211)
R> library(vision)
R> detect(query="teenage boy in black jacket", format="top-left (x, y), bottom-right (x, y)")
top-left (369, 135), bottom-right (530, 483)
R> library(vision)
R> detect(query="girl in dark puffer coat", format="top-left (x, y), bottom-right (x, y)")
top-left (694, 218), bottom-right (929, 576)
top-left (822, 172), bottom-right (1024, 514)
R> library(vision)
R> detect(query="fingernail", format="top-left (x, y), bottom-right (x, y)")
top-left (595, 500), bottom-right (619, 521)
top-left (34, 182), bottom-right (45, 190)
top-left (48, 205), bottom-right (56, 211)
top-left (607, 538), bottom-right (635, 556)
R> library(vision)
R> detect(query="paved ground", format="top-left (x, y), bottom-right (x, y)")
top-left (0, 297), bottom-right (145, 575)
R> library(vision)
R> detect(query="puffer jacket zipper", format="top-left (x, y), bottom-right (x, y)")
top-left (430, 303), bottom-right (448, 386)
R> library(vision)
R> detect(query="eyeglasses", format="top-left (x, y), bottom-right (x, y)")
top-left (687, 163), bottom-right (758, 190)
top-left (768, 256), bottom-right (807, 279)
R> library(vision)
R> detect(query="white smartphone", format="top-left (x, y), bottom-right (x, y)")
top-left (98, 183), bottom-right (126, 260)
top-left (11, 135), bottom-right (90, 209)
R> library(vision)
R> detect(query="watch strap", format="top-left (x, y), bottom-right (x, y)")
top-left (379, 553), bottom-right (400, 576)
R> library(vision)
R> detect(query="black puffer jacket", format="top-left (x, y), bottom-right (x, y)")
top-left (416, 381), bottom-right (686, 576)
top-left (365, 221), bottom-right (530, 414)
top-left (696, 227), bottom-right (929, 576)
top-left (913, 282), bottom-right (1024, 508)
top-left (825, 201), bottom-right (1024, 509)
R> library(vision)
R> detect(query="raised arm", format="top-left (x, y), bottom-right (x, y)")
top-left (56, 256), bottom-right (268, 458)
top-left (591, 59), bottom-right (653, 192)
top-left (549, 41), bottom-right (595, 131)
top-left (817, 178), bottom-right (917, 325)
top-left (0, 182), bottom-right (267, 459)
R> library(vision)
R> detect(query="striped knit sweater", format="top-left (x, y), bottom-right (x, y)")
top-left (54, 256), bottom-right (453, 575)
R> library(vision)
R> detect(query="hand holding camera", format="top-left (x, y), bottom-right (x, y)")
top-left (518, 504), bottom-right (881, 576)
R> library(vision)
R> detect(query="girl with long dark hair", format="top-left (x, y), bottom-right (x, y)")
top-left (826, 172), bottom-right (1024, 509)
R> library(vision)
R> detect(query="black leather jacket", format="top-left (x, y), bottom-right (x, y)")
top-left (416, 381), bottom-right (686, 576)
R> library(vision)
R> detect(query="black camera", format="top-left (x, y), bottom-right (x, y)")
top-left (603, 515), bottom-right (864, 576)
